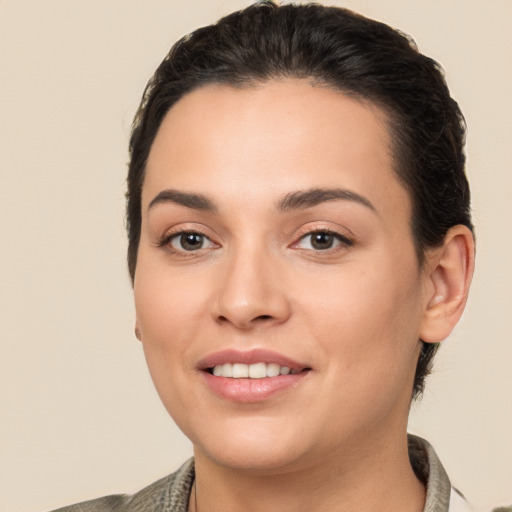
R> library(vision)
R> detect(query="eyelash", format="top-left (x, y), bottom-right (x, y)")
top-left (293, 229), bottom-right (354, 252)
top-left (156, 228), bottom-right (354, 256)
top-left (157, 230), bottom-right (216, 255)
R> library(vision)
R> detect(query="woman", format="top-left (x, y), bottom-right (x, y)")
top-left (51, 2), bottom-right (508, 511)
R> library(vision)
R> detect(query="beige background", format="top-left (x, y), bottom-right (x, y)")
top-left (1, 1), bottom-right (510, 511)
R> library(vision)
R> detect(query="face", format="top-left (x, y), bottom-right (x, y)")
top-left (134, 80), bottom-right (431, 474)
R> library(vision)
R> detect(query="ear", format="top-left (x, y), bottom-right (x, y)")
top-left (420, 225), bottom-right (475, 343)
top-left (134, 322), bottom-right (142, 341)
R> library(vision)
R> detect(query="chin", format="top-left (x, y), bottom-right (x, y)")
top-left (188, 416), bottom-right (314, 473)
top-left (197, 443), bottom-right (306, 474)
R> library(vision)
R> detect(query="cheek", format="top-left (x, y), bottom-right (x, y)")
top-left (133, 261), bottom-right (210, 392)
top-left (298, 256), bottom-right (424, 372)
top-left (133, 272), bottom-right (200, 424)
top-left (135, 259), bottom-right (210, 338)
top-left (295, 263), bottom-right (424, 431)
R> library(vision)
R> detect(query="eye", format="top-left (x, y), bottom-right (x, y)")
top-left (295, 231), bottom-right (352, 251)
top-left (168, 232), bottom-right (215, 252)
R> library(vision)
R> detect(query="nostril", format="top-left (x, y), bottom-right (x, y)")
top-left (215, 313), bottom-right (275, 330)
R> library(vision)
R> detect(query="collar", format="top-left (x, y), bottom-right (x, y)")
top-left (408, 434), bottom-right (455, 511)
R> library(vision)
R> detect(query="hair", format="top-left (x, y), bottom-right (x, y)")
top-left (126, 1), bottom-right (473, 399)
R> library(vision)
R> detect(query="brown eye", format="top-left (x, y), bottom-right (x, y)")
top-left (170, 232), bottom-right (211, 251)
top-left (310, 232), bottom-right (335, 250)
top-left (295, 231), bottom-right (352, 251)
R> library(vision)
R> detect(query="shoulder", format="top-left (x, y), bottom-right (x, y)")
top-left (48, 459), bottom-right (195, 512)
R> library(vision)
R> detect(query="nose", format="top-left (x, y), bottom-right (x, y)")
top-left (210, 246), bottom-right (292, 330)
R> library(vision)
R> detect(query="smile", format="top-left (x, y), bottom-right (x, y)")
top-left (198, 349), bottom-right (311, 402)
top-left (210, 362), bottom-right (300, 378)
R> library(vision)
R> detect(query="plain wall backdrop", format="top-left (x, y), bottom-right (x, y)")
top-left (1, 1), bottom-right (511, 511)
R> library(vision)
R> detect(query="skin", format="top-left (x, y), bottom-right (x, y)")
top-left (133, 80), bottom-right (474, 512)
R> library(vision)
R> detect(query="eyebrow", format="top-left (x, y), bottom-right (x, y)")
top-left (278, 188), bottom-right (376, 212)
top-left (147, 187), bottom-right (376, 215)
top-left (148, 189), bottom-right (218, 213)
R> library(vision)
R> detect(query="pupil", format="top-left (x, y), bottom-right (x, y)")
top-left (181, 233), bottom-right (203, 250)
top-left (312, 232), bottom-right (333, 250)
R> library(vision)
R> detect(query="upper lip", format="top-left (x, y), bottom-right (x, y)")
top-left (197, 348), bottom-right (309, 372)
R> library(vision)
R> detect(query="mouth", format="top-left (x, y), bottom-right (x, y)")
top-left (198, 349), bottom-right (311, 402)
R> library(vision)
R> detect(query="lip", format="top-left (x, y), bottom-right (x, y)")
top-left (197, 349), bottom-right (311, 403)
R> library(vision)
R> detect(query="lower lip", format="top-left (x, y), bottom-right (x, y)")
top-left (201, 371), bottom-right (309, 403)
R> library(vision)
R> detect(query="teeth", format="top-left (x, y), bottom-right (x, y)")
top-left (211, 363), bottom-right (299, 379)
top-left (232, 363), bottom-right (249, 378)
top-left (266, 363), bottom-right (280, 377)
top-left (221, 363), bottom-right (232, 377)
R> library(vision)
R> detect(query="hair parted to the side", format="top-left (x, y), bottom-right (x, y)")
top-left (126, 0), bottom-right (473, 399)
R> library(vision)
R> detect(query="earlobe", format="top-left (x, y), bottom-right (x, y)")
top-left (420, 225), bottom-right (475, 343)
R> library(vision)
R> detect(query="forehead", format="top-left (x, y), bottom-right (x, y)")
top-left (143, 80), bottom-right (409, 220)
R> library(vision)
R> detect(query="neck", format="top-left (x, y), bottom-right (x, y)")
top-left (189, 433), bottom-right (425, 512)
